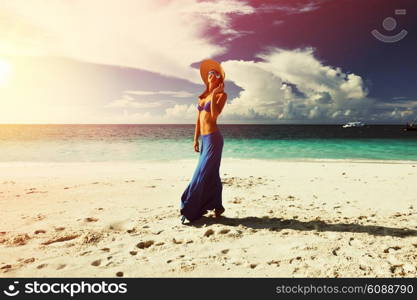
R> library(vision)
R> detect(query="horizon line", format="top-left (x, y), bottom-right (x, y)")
top-left (0, 123), bottom-right (410, 126)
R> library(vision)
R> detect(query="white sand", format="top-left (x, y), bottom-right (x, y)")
top-left (0, 159), bottom-right (416, 277)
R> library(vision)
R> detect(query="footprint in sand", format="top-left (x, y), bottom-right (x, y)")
top-left (359, 264), bottom-right (371, 272)
top-left (80, 231), bottom-right (102, 245)
top-left (56, 264), bottom-right (66, 270)
top-left (267, 260), bottom-right (280, 266)
top-left (108, 221), bottom-right (133, 231)
top-left (393, 212), bottom-right (405, 218)
top-left (34, 230), bottom-right (46, 234)
top-left (42, 234), bottom-right (80, 245)
top-left (116, 271), bottom-right (124, 277)
top-left (91, 259), bottom-right (101, 267)
top-left (389, 265), bottom-right (406, 275)
top-left (180, 263), bottom-right (196, 272)
top-left (37, 264), bottom-right (48, 269)
top-left (137, 240), bottom-right (154, 249)
top-left (230, 197), bottom-right (243, 204)
top-left (32, 214), bottom-right (46, 221)
top-left (101, 248), bottom-right (110, 252)
top-left (231, 260), bottom-right (242, 266)
top-left (23, 258), bottom-right (36, 264)
top-left (8, 233), bottom-right (31, 246)
top-left (289, 256), bottom-right (302, 264)
top-left (204, 229), bottom-right (215, 237)
top-left (172, 238), bottom-right (183, 244)
top-left (383, 246), bottom-right (401, 253)
top-left (130, 251), bottom-right (137, 256)
top-left (84, 217), bottom-right (99, 222)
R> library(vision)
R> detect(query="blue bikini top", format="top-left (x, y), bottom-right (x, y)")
top-left (197, 100), bottom-right (211, 112)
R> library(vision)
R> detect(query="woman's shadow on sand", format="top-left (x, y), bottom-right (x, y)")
top-left (184, 215), bottom-right (417, 238)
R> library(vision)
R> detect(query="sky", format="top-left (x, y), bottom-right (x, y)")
top-left (0, 0), bottom-right (416, 124)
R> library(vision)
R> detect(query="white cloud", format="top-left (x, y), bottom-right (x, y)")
top-left (125, 90), bottom-right (194, 98)
top-left (259, 1), bottom-right (321, 15)
top-left (389, 108), bottom-right (414, 119)
top-left (220, 47), bottom-right (375, 122)
top-left (99, 103), bottom-right (199, 124)
top-left (3, 1), bottom-right (413, 124)
top-left (105, 89), bottom-right (196, 111)
top-left (0, 0), bottom-right (253, 85)
top-left (381, 99), bottom-right (417, 109)
top-left (116, 46), bottom-right (390, 124)
top-left (105, 89), bottom-right (199, 123)
top-left (104, 94), bottom-right (163, 109)
top-left (163, 104), bottom-right (196, 121)
top-left (181, 0), bottom-right (254, 37)
top-left (103, 110), bottom-right (155, 124)
top-left (371, 100), bottom-right (417, 122)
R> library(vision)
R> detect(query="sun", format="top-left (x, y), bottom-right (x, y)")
top-left (0, 59), bottom-right (12, 87)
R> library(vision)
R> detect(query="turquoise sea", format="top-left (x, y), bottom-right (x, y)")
top-left (0, 124), bottom-right (416, 162)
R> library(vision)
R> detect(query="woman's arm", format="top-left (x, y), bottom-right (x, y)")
top-left (209, 91), bottom-right (227, 120)
top-left (194, 110), bottom-right (201, 151)
top-left (216, 93), bottom-right (227, 115)
top-left (194, 110), bottom-right (201, 140)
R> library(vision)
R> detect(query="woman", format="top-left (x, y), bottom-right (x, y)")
top-left (180, 59), bottom-right (228, 224)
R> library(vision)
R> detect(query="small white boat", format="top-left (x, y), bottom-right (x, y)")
top-left (342, 121), bottom-right (365, 128)
top-left (403, 115), bottom-right (417, 131)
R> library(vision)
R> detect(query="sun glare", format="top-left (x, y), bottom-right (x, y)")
top-left (0, 59), bottom-right (12, 87)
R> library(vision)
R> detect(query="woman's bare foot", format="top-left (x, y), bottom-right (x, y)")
top-left (214, 207), bottom-right (225, 218)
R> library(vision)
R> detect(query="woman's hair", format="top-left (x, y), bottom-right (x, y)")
top-left (198, 78), bottom-right (224, 99)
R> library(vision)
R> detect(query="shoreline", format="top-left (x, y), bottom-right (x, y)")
top-left (0, 157), bottom-right (416, 166)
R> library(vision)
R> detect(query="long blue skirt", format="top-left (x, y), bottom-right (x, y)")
top-left (180, 129), bottom-right (224, 222)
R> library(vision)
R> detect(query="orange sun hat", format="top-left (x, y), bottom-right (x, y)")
top-left (199, 59), bottom-right (225, 87)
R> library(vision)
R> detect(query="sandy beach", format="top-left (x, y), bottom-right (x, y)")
top-left (0, 159), bottom-right (416, 277)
